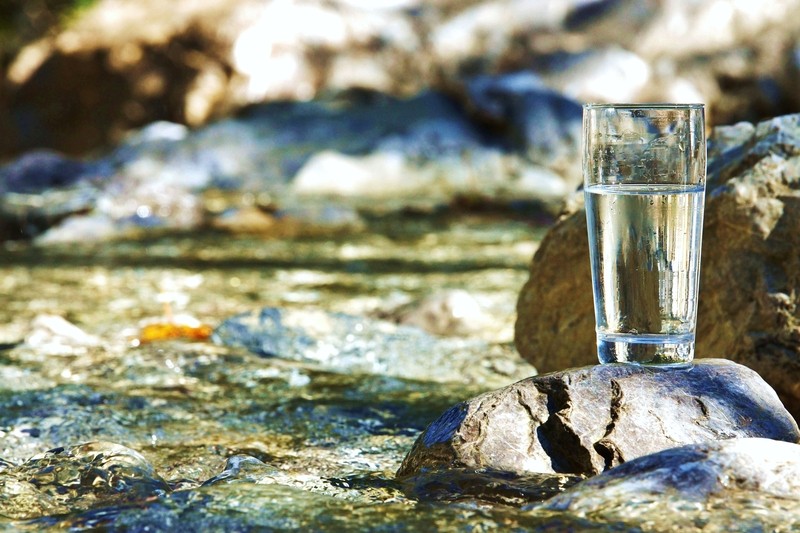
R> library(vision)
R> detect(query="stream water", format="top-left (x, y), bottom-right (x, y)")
top-left (1, 208), bottom-right (615, 530)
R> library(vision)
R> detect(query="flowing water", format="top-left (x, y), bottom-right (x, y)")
top-left (0, 209), bottom-right (572, 530)
top-left (0, 206), bottom-right (794, 531)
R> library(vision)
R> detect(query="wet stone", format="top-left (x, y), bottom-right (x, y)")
top-left (399, 467), bottom-right (583, 507)
top-left (5, 87), bottom-right (574, 244)
top-left (201, 455), bottom-right (284, 487)
top-left (535, 438), bottom-right (800, 530)
top-left (213, 306), bottom-right (533, 386)
top-left (0, 151), bottom-right (107, 240)
top-left (0, 442), bottom-right (170, 520)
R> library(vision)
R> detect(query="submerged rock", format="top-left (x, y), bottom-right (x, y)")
top-left (515, 113), bottom-right (800, 418)
top-left (201, 455), bottom-right (284, 487)
top-left (397, 359), bottom-right (800, 479)
top-left (0, 442), bottom-right (170, 520)
top-left (401, 467), bottom-right (582, 507)
top-left (212, 307), bottom-right (533, 386)
top-left (535, 438), bottom-right (800, 530)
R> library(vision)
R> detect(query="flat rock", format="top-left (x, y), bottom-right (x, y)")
top-left (536, 438), bottom-right (800, 530)
top-left (397, 359), bottom-right (800, 479)
top-left (515, 113), bottom-right (800, 419)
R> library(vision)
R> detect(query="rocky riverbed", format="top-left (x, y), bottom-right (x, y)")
top-left (2, 186), bottom-right (800, 530)
top-left (0, 208), bottom-right (556, 530)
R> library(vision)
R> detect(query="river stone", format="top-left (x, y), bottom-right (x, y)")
top-left (396, 359), bottom-right (800, 479)
top-left (515, 113), bottom-right (800, 418)
top-left (0, 441), bottom-right (170, 520)
top-left (535, 438), bottom-right (800, 529)
top-left (387, 289), bottom-right (490, 337)
top-left (212, 307), bottom-right (534, 386)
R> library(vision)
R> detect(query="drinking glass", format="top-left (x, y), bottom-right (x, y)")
top-left (583, 104), bottom-right (706, 365)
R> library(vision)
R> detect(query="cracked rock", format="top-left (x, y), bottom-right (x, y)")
top-left (396, 359), bottom-right (800, 478)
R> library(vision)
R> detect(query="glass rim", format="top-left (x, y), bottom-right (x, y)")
top-left (583, 103), bottom-right (704, 110)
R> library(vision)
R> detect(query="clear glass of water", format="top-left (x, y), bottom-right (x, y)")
top-left (583, 104), bottom-right (706, 365)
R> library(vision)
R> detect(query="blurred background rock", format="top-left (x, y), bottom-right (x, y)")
top-left (3, 0), bottom-right (800, 160)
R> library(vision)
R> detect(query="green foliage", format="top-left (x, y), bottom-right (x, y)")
top-left (0, 0), bottom-right (98, 67)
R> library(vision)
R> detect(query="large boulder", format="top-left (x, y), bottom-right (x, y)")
top-left (536, 438), bottom-right (800, 529)
top-left (396, 359), bottom-right (800, 478)
top-left (515, 114), bottom-right (800, 418)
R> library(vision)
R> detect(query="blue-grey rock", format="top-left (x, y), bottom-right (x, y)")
top-left (464, 72), bottom-right (583, 185)
top-left (106, 91), bottom-right (480, 195)
top-left (0, 151), bottom-right (92, 195)
top-left (0, 151), bottom-right (107, 239)
top-left (397, 359), bottom-right (800, 479)
top-left (4, 82), bottom-right (581, 242)
top-left (212, 307), bottom-right (532, 385)
top-left (534, 438), bottom-right (800, 530)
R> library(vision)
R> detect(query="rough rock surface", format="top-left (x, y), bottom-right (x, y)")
top-left (515, 114), bottom-right (800, 418)
top-left (536, 438), bottom-right (800, 530)
top-left (396, 359), bottom-right (800, 478)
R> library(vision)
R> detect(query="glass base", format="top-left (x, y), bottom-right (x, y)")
top-left (597, 332), bottom-right (694, 366)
